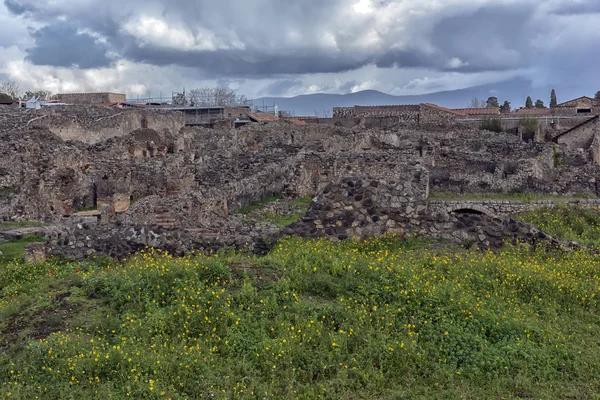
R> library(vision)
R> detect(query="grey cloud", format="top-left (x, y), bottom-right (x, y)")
top-left (3, 0), bottom-right (600, 98)
top-left (259, 79), bottom-right (303, 96)
top-left (430, 4), bottom-right (536, 72)
top-left (25, 24), bottom-right (112, 68)
top-left (4, 0), bottom-right (35, 15)
top-left (551, 1), bottom-right (600, 15)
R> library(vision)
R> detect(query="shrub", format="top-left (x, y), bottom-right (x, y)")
top-left (520, 116), bottom-right (538, 135)
top-left (480, 117), bottom-right (503, 133)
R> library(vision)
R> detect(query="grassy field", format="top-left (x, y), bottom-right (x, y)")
top-left (0, 221), bottom-right (43, 231)
top-left (1, 209), bottom-right (600, 398)
top-left (0, 236), bottom-right (45, 264)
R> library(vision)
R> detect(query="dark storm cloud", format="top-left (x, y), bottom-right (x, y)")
top-left (430, 4), bottom-right (535, 73)
top-left (25, 24), bottom-right (112, 68)
top-left (120, 40), bottom-right (368, 77)
top-left (3, 0), bottom-right (600, 82)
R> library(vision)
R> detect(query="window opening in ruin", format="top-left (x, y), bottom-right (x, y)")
top-left (577, 108), bottom-right (592, 114)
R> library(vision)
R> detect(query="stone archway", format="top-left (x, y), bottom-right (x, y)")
top-left (447, 204), bottom-right (494, 216)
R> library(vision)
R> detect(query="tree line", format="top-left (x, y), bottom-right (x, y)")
top-left (471, 89), bottom-right (600, 113)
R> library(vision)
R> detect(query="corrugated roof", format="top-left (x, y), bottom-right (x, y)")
top-left (248, 112), bottom-right (279, 122)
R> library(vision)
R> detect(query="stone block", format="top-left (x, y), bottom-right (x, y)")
top-left (100, 204), bottom-right (116, 225)
top-left (25, 242), bottom-right (46, 263)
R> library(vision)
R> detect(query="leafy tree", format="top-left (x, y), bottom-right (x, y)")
top-left (486, 96), bottom-right (499, 108)
top-left (550, 89), bottom-right (557, 108)
top-left (500, 100), bottom-right (511, 113)
top-left (525, 96), bottom-right (533, 109)
top-left (480, 117), bottom-right (503, 133)
top-left (535, 99), bottom-right (546, 108)
top-left (595, 91), bottom-right (600, 100)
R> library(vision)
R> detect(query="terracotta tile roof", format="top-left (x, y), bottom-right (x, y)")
top-left (288, 119), bottom-right (307, 126)
top-left (453, 107), bottom-right (500, 116)
top-left (421, 103), bottom-right (466, 117)
top-left (248, 112), bottom-right (279, 122)
top-left (513, 108), bottom-right (552, 116)
top-left (555, 96), bottom-right (600, 107)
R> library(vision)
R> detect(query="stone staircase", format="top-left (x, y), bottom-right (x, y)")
top-left (153, 206), bottom-right (178, 228)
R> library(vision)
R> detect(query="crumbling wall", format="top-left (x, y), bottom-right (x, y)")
top-left (333, 105), bottom-right (420, 121)
top-left (43, 109), bottom-right (184, 144)
top-left (557, 117), bottom-right (599, 150)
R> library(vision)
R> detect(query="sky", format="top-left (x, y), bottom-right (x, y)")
top-left (1, 0), bottom-right (599, 100)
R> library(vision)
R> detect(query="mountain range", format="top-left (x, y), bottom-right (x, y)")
top-left (254, 78), bottom-right (596, 117)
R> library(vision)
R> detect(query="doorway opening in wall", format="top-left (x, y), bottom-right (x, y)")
top-left (577, 108), bottom-right (592, 114)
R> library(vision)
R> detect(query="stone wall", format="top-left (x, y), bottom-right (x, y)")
top-left (332, 104), bottom-right (461, 129)
top-left (429, 199), bottom-right (600, 217)
top-left (57, 93), bottom-right (126, 105)
top-left (333, 105), bottom-right (420, 120)
top-left (43, 108), bottom-right (185, 144)
top-left (557, 117), bottom-right (599, 151)
top-left (286, 177), bottom-right (577, 251)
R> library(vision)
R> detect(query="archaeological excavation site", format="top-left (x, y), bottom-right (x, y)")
top-left (2, 97), bottom-right (600, 261)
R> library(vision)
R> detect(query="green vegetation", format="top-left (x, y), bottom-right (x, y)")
top-left (519, 115), bottom-right (538, 135)
top-left (0, 236), bottom-right (45, 263)
top-left (0, 221), bottom-right (43, 231)
top-left (1, 230), bottom-right (600, 398)
top-left (236, 196), bottom-right (281, 215)
top-left (429, 191), bottom-right (596, 202)
top-left (260, 197), bottom-right (313, 227)
top-left (3, 207), bottom-right (600, 398)
top-left (519, 205), bottom-right (600, 247)
top-left (290, 197), bottom-right (313, 207)
top-left (241, 197), bottom-right (313, 227)
top-left (479, 116), bottom-right (503, 133)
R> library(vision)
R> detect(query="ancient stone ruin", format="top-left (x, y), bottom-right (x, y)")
top-left (0, 103), bottom-right (598, 260)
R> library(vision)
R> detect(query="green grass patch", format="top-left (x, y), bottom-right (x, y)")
top-left (0, 221), bottom-right (43, 231)
top-left (518, 205), bottom-right (600, 247)
top-left (290, 197), bottom-right (313, 207)
top-left (0, 236), bottom-right (45, 263)
top-left (430, 191), bottom-right (597, 202)
top-left (236, 196), bottom-right (281, 215)
top-left (1, 236), bottom-right (600, 398)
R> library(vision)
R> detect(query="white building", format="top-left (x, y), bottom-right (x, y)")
top-left (26, 96), bottom-right (41, 110)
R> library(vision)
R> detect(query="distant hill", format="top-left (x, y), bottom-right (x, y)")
top-left (254, 78), bottom-right (592, 116)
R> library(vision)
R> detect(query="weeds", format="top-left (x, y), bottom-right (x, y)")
top-left (1, 232), bottom-right (600, 398)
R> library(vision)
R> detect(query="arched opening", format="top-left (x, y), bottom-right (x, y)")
top-left (452, 208), bottom-right (485, 215)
